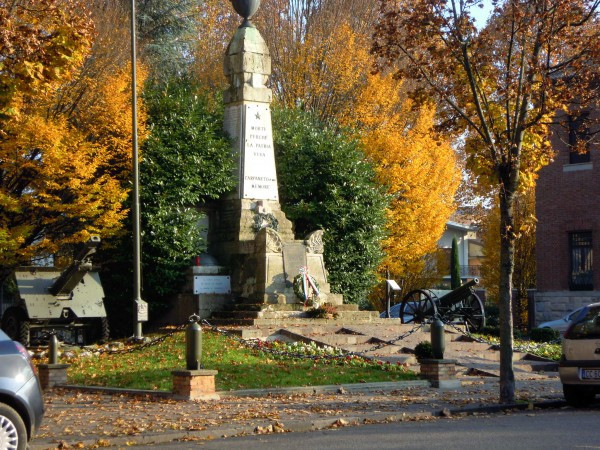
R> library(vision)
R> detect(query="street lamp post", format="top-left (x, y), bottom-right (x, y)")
top-left (130, 0), bottom-right (146, 339)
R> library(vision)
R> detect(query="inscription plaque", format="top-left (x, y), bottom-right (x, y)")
top-left (242, 103), bottom-right (278, 200)
top-left (194, 276), bottom-right (232, 294)
top-left (282, 243), bottom-right (307, 282)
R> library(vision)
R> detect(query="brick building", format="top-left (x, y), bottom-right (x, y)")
top-left (534, 105), bottom-right (600, 324)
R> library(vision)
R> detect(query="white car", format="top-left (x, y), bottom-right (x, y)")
top-left (559, 302), bottom-right (600, 406)
top-left (539, 306), bottom-right (586, 333)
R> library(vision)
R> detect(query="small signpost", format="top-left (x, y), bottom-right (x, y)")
top-left (135, 299), bottom-right (148, 323)
top-left (385, 279), bottom-right (402, 318)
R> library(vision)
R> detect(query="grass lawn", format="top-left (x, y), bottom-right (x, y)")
top-left (66, 330), bottom-right (418, 391)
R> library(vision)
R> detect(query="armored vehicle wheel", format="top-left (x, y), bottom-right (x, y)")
top-left (86, 317), bottom-right (110, 344)
top-left (1, 308), bottom-right (30, 347)
top-left (400, 289), bottom-right (437, 324)
top-left (98, 317), bottom-right (110, 344)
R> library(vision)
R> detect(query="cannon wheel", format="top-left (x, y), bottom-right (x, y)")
top-left (458, 293), bottom-right (486, 332)
top-left (400, 289), bottom-right (437, 325)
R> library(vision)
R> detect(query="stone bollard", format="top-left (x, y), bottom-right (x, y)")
top-left (38, 333), bottom-right (69, 390)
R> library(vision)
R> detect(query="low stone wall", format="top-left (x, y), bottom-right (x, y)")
top-left (534, 291), bottom-right (600, 325)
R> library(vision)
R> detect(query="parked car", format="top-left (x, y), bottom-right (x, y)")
top-left (539, 306), bottom-right (586, 333)
top-left (0, 329), bottom-right (44, 449)
top-left (559, 302), bottom-right (600, 407)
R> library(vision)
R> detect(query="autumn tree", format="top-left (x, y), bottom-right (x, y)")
top-left (0, 0), bottom-right (147, 283)
top-left (372, 0), bottom-right (599, 402)
top-left (480, 188), bottom-right (536, 329)
top-left (1, 0), bottom-right (93, 279)
top-left (339, 73), bottom-right (459, 296)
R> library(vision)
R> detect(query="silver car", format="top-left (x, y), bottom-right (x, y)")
top-left (0, 329), bottom-right (44, 449)
top-left (539, 306), bottom-right (586, 334)
top-left (559, 302), bottom-right (600, 406)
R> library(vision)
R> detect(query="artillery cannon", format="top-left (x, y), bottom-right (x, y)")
top-left (399, 279), bottom-right (486, 332)
top-left (0, 236), bottom-right (109, 346)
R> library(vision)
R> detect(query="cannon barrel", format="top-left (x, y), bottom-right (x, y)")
top-left (48, 236), bottom-right (101, 298)
top-left (437, 278), bottom-right (479, 308)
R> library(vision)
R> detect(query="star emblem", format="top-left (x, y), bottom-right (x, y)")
top-left (255, 111), bottom-right (261, 120)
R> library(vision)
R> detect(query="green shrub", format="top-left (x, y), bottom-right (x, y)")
top-left (305, 303), bottom-right (339, 319)
top-left (480, 325), bottom-right (500, 337)
top-left (273, 107), bottom-right (389, 307)
top-left (485, 304), bottom-right (500, 327)
top-left (414, 341), bottom-right (434, 360)
top-left (530, 327), bottom-right (560, 343)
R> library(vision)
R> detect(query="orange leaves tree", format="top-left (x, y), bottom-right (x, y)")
top-left (0, 0), bottom-right (143, 282)
top-left (340, 73), bottom-right (459, 291)
top-left (372, 0), bottom-right (599, 402)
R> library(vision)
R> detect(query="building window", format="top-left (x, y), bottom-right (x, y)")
top-left (569, 231), bottom-right (593, 290)
top-left (568, 112), bottom-right (590, 164)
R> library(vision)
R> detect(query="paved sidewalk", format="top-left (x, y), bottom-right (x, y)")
top-left (31, 376), bottom-right (564, 449)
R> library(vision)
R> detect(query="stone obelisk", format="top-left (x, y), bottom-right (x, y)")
top-left (212, 0), bottom-right (294, 302)
top-left (210, 0), bottom-right (342, 308)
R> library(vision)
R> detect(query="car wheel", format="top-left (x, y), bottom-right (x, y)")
top-left (563, 384), bottom-right (595, 407)
top-left (0, 403), bottom-right (28, 450)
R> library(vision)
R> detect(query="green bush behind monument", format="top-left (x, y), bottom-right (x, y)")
top-left (98, 80), bottom-right (235, 335)
top-left (272, 107), bottom-right (389, 307)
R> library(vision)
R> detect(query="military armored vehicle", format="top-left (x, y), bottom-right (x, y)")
top-left (0, 236), bottom-right (109, 346)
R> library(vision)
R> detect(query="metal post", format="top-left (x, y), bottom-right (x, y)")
top-left (385, 267), bottom-right (391, 318)
top-left (431, 316), bottom-right (445, 359)
top-left (49, 334), bottom-right (59, 365)
top-left (186, 315), bottom-right (203, 370)
top-left (131, 0), bottom-right (143, 339)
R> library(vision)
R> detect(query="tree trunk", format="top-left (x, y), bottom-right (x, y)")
top-left (498, 185), bottom-right (516, 403)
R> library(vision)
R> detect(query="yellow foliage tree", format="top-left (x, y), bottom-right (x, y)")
top-left (342, 73), bottom-right (460, 286)
top-left (0, 0), bottom-right (147, 281)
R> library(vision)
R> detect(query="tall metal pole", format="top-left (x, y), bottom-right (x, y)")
top-left (131, 0), bottom-right (143, 339)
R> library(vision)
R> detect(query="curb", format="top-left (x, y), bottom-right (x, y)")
top-left (56, 379), bottom-right (432, 398)
top-left (30, 398), bottom-right (567, 449)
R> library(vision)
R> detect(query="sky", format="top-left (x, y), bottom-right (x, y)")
top-left (471, 0), bottom-right (494, 29)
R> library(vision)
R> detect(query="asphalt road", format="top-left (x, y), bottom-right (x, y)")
top-left (147, 408), bottom-right (600, 449)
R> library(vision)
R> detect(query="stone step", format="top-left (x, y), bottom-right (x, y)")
top-left (204, 318), bottom-right (255, 326)
top-left (251, 316), bottom-right (403, 327)
top-left (212, 306), bottom-right (365, 320)
top-left (232, 303), bottom-right (360, 312)
top-left (341, 343), bottom-right (405, 356)
top-left (309, 334), bottom-right (375, 346)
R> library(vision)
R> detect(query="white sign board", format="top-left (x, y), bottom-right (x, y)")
top-left (386, 279), bottom-right (401, 291)
top-left (194, 276), bottom-right (231, 294)
top-left (242, 103), bottom-right (279, 200)
top-left (136, 299), bottom-right (149, 322)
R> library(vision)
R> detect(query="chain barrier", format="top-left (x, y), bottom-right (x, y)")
top-left (357, 321), bottom-right (427, 354)
top-left (98, 322), bottom-right (190, 355)
top-left (439, 317), bottom-right (562, 354)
